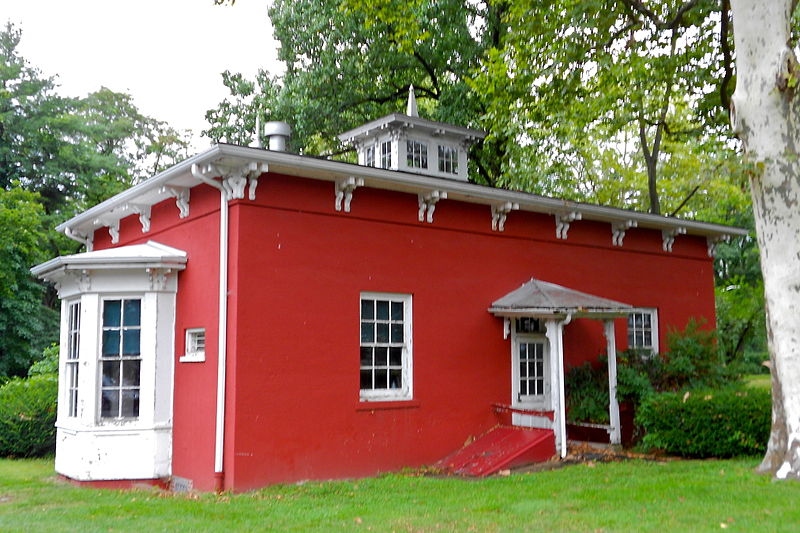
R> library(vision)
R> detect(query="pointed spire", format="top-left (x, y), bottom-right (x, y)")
top-left (406, 84), bottom-right (418, 117)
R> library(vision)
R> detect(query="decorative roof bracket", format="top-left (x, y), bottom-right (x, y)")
top-left (491, 202), bottom-right (519, 232)
top-left (611, 220), bottom-right (637, 246)
top-left (335, 176), bottom-right (365, 213)
top-left (662, 227), bottom-right (687, 252)
top-left (161, 186), bottom-right (190, 219)
top-left (108, 220), bottom-right (120, 244)
top-left (555, 211), bottom-right (582, 240)
top-left (131, 205), bottom-right (151, 233)
top-left (222, 171), bottom-right (248, 200)
top-left (706, 235), bottom-right (729, 257)
top-left (418, 190), bottom-right (447, 223)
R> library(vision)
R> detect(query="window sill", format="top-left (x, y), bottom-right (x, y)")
top-left (356, 399), bottom-right (421, 411)
top-left (179, 353), bottom-right (205, 363)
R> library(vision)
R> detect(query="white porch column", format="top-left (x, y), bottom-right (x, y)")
top-left (545, 318), bottom-right (568, 458)
top-left (604, 319), bottom-right (622, 445)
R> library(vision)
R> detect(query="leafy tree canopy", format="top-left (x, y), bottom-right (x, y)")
top-left (0, 22), bottom-right (190, 377)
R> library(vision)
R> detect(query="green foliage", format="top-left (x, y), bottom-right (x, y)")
top-left (716, 280), bottom-right (767, 373)
top-left (204, 0), bottom-right (505, 184)
top-left (0, 374), bottom-right (57, 457)
top-left (0, 187), bottom-right (58, 378)
top-left (28, 344), bottom-right (58, 377)
top-left (566, 320), bottom-right (732, 425)
top-left (637, 387), bottom-right (770, 458)
top-left (0, 22), bottom-right (189, 377)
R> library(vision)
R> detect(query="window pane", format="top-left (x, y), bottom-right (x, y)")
top-left (390, 323), bottom-right (404, 343)
top-left (519, 343), bottom-right (527, 357)
top-left (361, 322), bottom-right (374, 343)
top-left (103, 300), bottom-right (121, 327)
top-left (360, 370), bottom-right (373, 389)
top-left (123, 300), bottom-right (141, 326)
top-left (376, 300), bottom-right (389, 320)
top-left (634, 314), bottom-right (643, 328)
top-left (642, 313), bottom-right (651, 328)
top-left (102, 361), bottom-right (120, 387)
top-left (374, 370), bottom-right (387, 389)
top-left (536, 361), bottom-right (543, 377)
top-left (374, 347), bottom-right (388, 366)
top-left (102, 330), bottom-right (120, 356)
top-left (391, 302), bottom-right (403, 321)
top-left (121, 390), bottom-right (140, 417)
top-left (376, 323), bottom-right (389, 343)
top-left (122, 329), bottom-right (141, 355)
top-left (520, 362), bottom-right (527, 378)
top-left (101, 390), bottom-right (119, 418)
top-left (360, 347), bottom-right (372, 366)
top-left (389, 347), bottom-right (402, 366)
top-left (361, 299), bottom-right (374, 320)
top-left (122, 360), bottom-right (141, 386)
top-left (644, 332), bottom-right (652, 346)
top-left (389, 370), bottom-right (402, 389)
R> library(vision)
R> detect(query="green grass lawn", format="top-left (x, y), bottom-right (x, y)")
top-left (744, 374), bottom-right (771, 390)
top-left (1, 458), bottom-right (798, 532)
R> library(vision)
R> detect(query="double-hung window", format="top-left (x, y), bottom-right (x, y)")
top-left (100, 299), bottom-right (142, 418)
top-left (380, 140), bottom-right (392, 168)
top-left (438, 145), bottom-right (458, 174)
top-left (360, 293), bottom-right (412, 401)
top-left (364, 145), bottom-right (376, 167)
top-left (628, 309), bottom-right (658, 354)
top-left (66, 301), bottom-right (81, 417)
top-left (406, 140), bottom-right (428, 169)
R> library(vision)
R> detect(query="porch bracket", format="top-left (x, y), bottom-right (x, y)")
top-left (418, 190), bottom-right (447, 223)
top-left (604, 319), bottom-right (622, 445)
top-left (335, 176), bottom-right (365, 213)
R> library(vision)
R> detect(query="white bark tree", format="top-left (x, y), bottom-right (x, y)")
top-left (730, 0), bottom-right (800, 479)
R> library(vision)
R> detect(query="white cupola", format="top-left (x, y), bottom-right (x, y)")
top-left (337, 85), bottom-right (486, 181)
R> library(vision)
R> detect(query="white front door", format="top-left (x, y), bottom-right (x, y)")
top-left (511, 319), bottom-right (552, 427)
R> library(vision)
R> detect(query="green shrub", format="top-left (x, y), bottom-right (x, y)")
top-left (0, 374), bottom-right (58, 457)
top-left (565, 362), bottom-right (609, 423)
top-left (637, 387), bottom-right (770, 458)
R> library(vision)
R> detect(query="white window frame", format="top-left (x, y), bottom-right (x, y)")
top-left (437, 144), bottom-right (458, 174)
top-left (627, 308), bottom-right (659, 354)
top-left (180, 328), bottom-right (206, 363)
top-left (98, 296), bottom-right (143, 420)
top-left (511, 319), bottom-right (550, 411)
top-left (65, 300), bottom-right (81, 418)
top-left (364, 145), bottom-right (376, 167)
top-left (380, 140), bottom-right (392, 168)
top-left (359, 292), bottom-right (413, 402)
top-left (406, 139), bottom-right (428, 169)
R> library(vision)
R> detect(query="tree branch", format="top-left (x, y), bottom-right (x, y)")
top-left (720, 0), bottom-right (733, 110)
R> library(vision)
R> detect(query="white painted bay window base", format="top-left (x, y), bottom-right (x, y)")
top-left (32, 241), bottom-right (186, 482)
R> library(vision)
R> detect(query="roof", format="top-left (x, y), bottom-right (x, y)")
top-left (54, 143), bottom-right (748, 244)
top-left (489, 278), bottom-right (633, 318)
top-left (31, 240), bottom-right (188, 279)
top-left (337, 113), bottom-right (487, 144)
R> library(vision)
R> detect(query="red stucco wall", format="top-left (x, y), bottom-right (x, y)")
top-left (226, 173), bottom-right (714, 490)
top-left (98, 171), bottom-right (715, 491)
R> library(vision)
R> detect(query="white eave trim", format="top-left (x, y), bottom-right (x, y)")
top-left (56, 143), bottom-right (749, 241)
top-left (488, 307), bottom-right (632, 319)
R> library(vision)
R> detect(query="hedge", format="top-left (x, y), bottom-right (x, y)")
top-left (637, 387), bottom-right (770, 458)
top-left (0, 374), bottom-right (58, 457)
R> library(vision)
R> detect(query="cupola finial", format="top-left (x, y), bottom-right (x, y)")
top-left (407, 84), bottom-right (418, 117)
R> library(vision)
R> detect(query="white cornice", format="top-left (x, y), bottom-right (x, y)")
top-left (56, 143), bottom-right (749, 244)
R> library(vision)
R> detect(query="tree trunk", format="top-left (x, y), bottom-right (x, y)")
top-left (730, 0), bottom-right (800, 479)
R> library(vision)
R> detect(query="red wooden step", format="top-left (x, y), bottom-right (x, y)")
top-left (437, 426), bottom-right (555, 477)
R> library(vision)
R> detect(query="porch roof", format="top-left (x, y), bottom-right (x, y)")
top-left (488, 278), bottom-right (632, 319)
